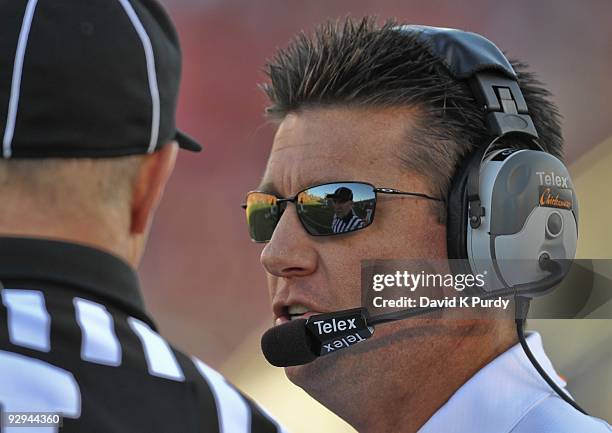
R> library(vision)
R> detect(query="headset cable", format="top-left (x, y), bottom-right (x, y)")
top-left (514, 290), bottom-right (588, 415)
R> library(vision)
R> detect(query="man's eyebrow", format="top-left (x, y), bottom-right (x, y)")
top-left (256, 177), bottom-right (351, 197)
top-left (292, 177), bottom-right (352, 191)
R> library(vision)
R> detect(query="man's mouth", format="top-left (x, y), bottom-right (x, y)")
top-left (275, 304), bottom-right (322, 326)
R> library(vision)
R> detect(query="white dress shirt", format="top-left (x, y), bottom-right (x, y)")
top-left (419, 332), bottom-right (611, 433)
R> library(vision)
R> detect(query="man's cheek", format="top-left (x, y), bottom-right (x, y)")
top-left (326, 256), bottom-right (364, 305)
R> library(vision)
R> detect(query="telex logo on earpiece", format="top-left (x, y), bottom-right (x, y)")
top-left (536, 171), bottom-right (568, 188)
top-left (536, 171), bottom-right (572, 210)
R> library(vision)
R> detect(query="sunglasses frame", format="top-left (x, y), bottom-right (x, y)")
top-left (243, 181), bottom-right (442, 243)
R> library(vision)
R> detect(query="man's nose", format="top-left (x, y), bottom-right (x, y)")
top-left (260, 205), bottom-right (318, 278)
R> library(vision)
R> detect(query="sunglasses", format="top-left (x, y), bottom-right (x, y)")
top-left (243, 181), bottom-right (441, 243)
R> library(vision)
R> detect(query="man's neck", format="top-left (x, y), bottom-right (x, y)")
top-left (0, 212), bottom-right (138, 268)
top-left (304, 323), bottom-right (518, 433)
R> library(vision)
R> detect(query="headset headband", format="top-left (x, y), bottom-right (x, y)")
top-left (397, 25), bottom-right (545, 229)
top-left (398, 25), bottom-right (539, 139)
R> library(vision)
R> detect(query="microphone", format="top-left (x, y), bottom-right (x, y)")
top-left (261, 304), bottom-right (443, 367)
top-left (262, 303), bottom-right (447, 367)
top-left (261, 308), bottom-right (373, 367)
top-left (261, 258), bottom-right (568, 367)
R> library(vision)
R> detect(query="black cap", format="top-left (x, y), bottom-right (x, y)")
top-left (327, 187), bottom-right (353, 202)
top-left (0, 0), bottom-right (201, 159)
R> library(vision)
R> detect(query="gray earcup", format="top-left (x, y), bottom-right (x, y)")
top-left (467, 149), bottom-right (578, 294)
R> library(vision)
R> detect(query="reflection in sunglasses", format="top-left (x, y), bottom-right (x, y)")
top-left (244, 181), bottom-right (439, 242)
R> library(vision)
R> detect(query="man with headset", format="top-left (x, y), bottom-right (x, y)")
top-left (244, 18), bottom-right (611, 432)
top-left (0, 1), bottom-right (286, 432)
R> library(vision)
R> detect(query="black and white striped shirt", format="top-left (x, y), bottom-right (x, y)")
top-left (331, 211), bottom-right (365, 234)
top-left (0, 237), bottom-right (286, 433)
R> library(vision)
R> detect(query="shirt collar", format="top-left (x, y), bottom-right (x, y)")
top-left (0, 236), bottom-right (146, 318)
top-left (418, 332), bottom-right (566, 433)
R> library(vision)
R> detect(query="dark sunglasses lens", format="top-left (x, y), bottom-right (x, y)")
top-left (245, 192), bottom-right (281, 242)
top-left (296, 183), bottom-right (376, 236)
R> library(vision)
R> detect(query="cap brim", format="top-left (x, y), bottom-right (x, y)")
top-left (175, 130), bottom-right (202, 152)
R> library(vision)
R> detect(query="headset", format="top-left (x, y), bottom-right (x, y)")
top-left (404, 25), bottom-right (581, 298)
top-left (403, 25), bottom-right (583, 413)
top-left (262, 25), bottom-right (586, 415)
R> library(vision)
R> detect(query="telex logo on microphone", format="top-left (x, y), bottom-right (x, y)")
top-left (305, 308), bottom-right (373, 356)
top-left (313, 317), bottom-right (357, 334)
top-left (321, 333), bottom-right (368, 353)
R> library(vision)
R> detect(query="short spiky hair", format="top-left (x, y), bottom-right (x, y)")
top-left (261, 18), bottom-right (563, 218)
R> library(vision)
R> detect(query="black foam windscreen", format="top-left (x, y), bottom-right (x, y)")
top-left (260, 319), bottom-right (318, 367)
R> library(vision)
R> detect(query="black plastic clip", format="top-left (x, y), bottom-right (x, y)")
top-left (469, 199), bottom-right (485, 228)
top-left (469, 72), bottom-right (539, 139)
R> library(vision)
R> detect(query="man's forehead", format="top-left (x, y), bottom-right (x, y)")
top-left (271, 107), bottom-right (416, 149)
top-left (259, 107), bottom-right (418, 195)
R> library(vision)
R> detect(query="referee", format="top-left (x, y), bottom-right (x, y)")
top-left (0, 1), bottom-right (286, 432)
top-left (327, 187), bottom-right (365, 234)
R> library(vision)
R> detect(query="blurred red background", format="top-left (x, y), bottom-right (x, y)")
top-left (140, 0), bottom-right (612, 367)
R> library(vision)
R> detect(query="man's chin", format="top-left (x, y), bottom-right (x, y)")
top-left (283, 354), bottom-right (339, 392)
top-left (282, 351), bottom-right (370, 421)
top-left (284, 360), bottom-right (318, 385)
top-left (283, 365), bottom-right (303, 383)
